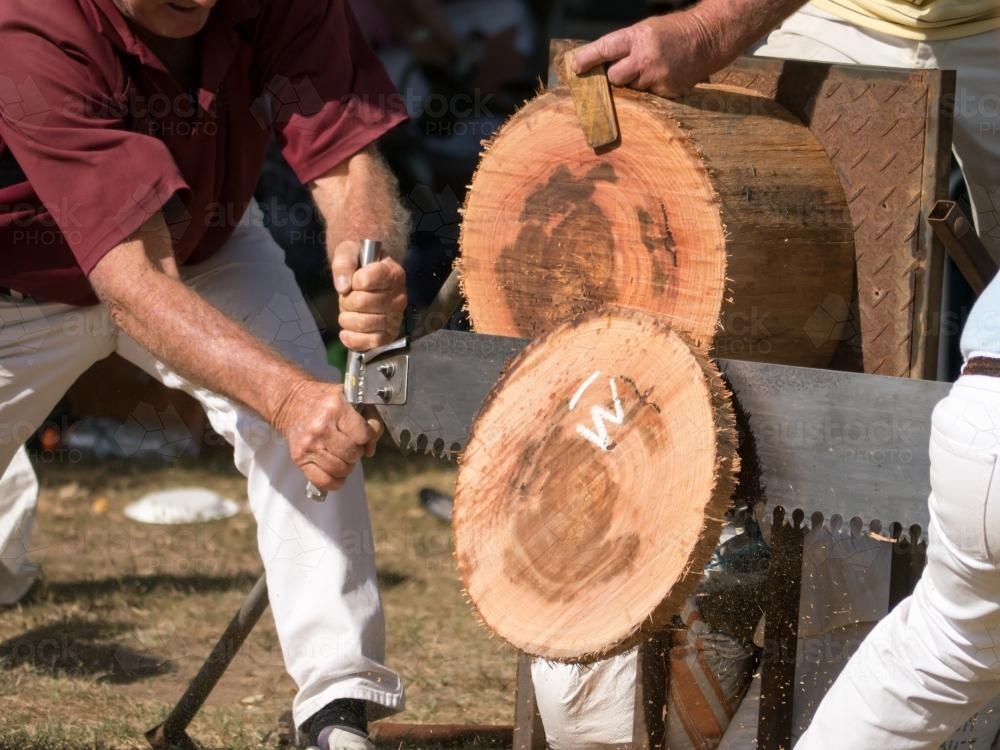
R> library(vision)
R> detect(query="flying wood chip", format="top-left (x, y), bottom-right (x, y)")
top-left (453, 309), bottom-right (739, 661)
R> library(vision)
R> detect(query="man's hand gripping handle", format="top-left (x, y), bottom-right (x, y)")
top-left (305, 239), bottom-right (382, 500)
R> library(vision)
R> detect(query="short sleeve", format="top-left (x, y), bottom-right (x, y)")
top-left (0, 14), bottom-right (189, 274)
top-left (249, 0), bottom-right (408, 184)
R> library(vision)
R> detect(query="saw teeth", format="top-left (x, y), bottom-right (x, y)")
top-left (396, 430), bottom-right (461, 461)
top-left (437, 443), bottom-right (463, 462)
top-left (397, 429), bottom-right (414, 454)
top-left (430, 440), bottom-right (458, 462)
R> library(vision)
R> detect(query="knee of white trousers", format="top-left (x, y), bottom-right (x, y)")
top-left (0, 445), bottom-right (41, 604)
top-left (928, 381), bottom-right (1000, 568)
top-left (199, 398), bottom-right (375, 554)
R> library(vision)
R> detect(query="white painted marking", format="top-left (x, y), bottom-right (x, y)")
top-left (575, 377), bottom-right (625, 451)
top-left (569, 370), bottom-right (602, 411)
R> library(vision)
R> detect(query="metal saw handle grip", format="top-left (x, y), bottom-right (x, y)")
top-left (306, 238), bottom-right (382, 501)
top-left (344, 239), bottom-right (381, 403)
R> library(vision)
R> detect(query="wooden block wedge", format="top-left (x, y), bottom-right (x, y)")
top-left (561, 47), bottom-right (620, 150)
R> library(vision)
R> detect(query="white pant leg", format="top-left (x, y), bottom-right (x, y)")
top-left (797, 375), bottom-right (1000, 749)
top-left (757, 7), bottom-right (1000, 259)
top-left (0, 444), bottom-right (42, 604)
top-left (0, 297), bottom-right (117, 603)
top-left (114, 210), bottom-right (404, 726)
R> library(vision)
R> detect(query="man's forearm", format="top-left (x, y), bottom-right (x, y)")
top-left (687, 0), bottom-right (808, 68)
top-left (89, 223), bottom-right (311, 429)
top-left (311, 146), bottom-right (411, 264)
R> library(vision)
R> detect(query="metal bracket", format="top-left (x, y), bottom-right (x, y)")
top-left (343, 337), bottom-right (410, 407)
top-left (357, 352), bottom-right (410, 405)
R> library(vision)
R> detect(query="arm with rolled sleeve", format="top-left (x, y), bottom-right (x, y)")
top-left (249, 0), bottom-right (411, 353)
top-left (311, 148), bottom-right (410, 353)
top-left (87, 213), bottom-right (382, 491)
top-left (0, 5), bottom-right (386, 490)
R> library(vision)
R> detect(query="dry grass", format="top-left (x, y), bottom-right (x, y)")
top-left (0, 449), bottom-right (516, 749)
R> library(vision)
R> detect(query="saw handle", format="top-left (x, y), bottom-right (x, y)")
top-left (306, 239), bottom-right (382, 501)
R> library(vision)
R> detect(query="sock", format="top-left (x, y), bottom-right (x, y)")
top-left (300, 699), bottom-right (368, 748)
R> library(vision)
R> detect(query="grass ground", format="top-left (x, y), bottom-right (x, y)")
top-left (0, 449), bottom-right (516, 749)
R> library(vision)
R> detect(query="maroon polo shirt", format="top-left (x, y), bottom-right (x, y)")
top-left (0, 0), bottom-right (406, 306)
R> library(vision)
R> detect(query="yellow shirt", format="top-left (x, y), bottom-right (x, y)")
top-left (810, 0), bottom-right (1000, 39)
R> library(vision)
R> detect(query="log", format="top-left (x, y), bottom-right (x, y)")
top-left (453, 309), bottom-right (739, 660)
top-left (458, 83), bottom-right (855, 367)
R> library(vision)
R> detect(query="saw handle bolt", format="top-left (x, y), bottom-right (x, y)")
top-left (378, 362), bottom-right (396, 379)
top-left (377, 386), bottom-right (394, 402)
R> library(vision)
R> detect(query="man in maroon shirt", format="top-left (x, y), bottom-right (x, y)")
top-left (0, 1), bottom-right (411, 748)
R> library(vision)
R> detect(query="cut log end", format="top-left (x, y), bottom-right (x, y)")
top-left (458, 87), bottom-right (727, 348)
top-left (454, 309), bottom-right (739, 661)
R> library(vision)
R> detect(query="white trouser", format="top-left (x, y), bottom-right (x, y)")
top-left (756, 4), bottom-right (1000, 258)
top-left (0, 208), bottom-right (404, 726)
top-left (796, 372), bottom-right (1000, 748)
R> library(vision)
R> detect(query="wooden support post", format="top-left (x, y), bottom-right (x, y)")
top-left (758, 507), bottom-right (806, 750)
top-left (513, 652), bottom-right (546, 750)
top-left (633, 630), bottom-right (671, 750)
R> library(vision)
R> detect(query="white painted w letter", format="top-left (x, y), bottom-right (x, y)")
top-left (569, 371), bottom-right (625, 451)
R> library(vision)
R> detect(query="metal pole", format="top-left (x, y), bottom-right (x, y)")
top-left (146, 573), bottom-right (270, 750)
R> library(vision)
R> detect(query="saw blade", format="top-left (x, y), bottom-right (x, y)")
top-left (370, 329), bottom-right (527, 460)
top-left (369, 329), bottom-right (952, 529)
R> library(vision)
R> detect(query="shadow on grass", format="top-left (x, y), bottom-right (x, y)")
top-left (5, 569), bottom-right (409, 685)
top-left (25, 568), bottom-right (408, 606)
top-left (378, 568), bottom-right (409, 588)
top-left (0, 616), bottom-right (174, 683)
top-left (23, 571), bottom-right (262, 603)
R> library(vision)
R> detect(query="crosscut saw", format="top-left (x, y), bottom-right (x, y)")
top-left (349, 326), bottom-right (949, 531)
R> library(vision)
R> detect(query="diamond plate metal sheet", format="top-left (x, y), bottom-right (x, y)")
top-left (711, 57), bottom-right (954, 378)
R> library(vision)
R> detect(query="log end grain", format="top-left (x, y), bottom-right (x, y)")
top-left (454, 309), bottom-right (739, 661)
top-left (459, 88), bottom-right (728, 349)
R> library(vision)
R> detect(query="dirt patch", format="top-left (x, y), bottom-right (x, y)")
top-left (0, 450), bottom-right (515, 749)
